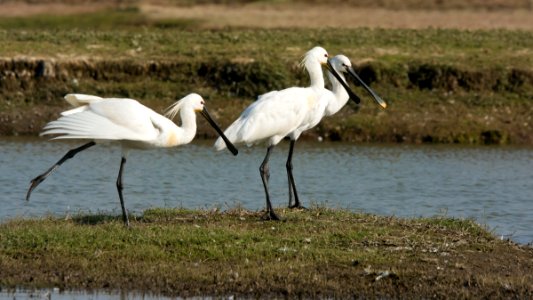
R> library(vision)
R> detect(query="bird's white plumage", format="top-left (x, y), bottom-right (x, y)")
top-left (64, 93), bottom-right (103, 107)
top-left (292, 54), bottom-right (365, 132)
top-left (42, 93), bottom-right (205, 149)
top-left (214, 46), bottom-right (337, 219)
top-left (217, 87), bottom-right (319, 148)
top-left (44, 99), bottom-right (158, 142)
top-left (214, 46), bottom-right (330, 150)
top-left (27, 92), bottom-right (236, 227)
top-left (324, 55), bottom-right (353, 116)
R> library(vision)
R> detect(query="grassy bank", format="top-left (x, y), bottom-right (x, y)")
top-left (0, 8), bottom-right (532, 143)
top-left (0, 208), bottom-right (532, 298)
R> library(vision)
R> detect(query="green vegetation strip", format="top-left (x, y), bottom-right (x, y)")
top-left (1, 19), bottom-right (532, 68)
top-left (0, 9), bottom-right (532, 143)
top-left (1, 208), bottom-right (532, 298)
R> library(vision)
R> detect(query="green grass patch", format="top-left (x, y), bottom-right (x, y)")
top-left (0, 7), bottom-right (198, 31)
top-left (0, 9), bottom-right (532, 69)
top-left (1, 208), bottom-right (532, 298)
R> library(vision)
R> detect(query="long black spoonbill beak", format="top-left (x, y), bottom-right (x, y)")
top-left (327, 60), bottom-right (362, 105)
top-left (345, 65), bottom-right (387, 109)
top-left (201, 107), bottom-right (238, 155)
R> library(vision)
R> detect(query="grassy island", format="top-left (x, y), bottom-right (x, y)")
top-left (1, 208), bottom-right (532, 298)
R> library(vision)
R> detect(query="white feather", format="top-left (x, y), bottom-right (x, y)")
top-left (64, 93), bottom-right (103, 107)
top-left (215, 47), bottom-right (331, 151)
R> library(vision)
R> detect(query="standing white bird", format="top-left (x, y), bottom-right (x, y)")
top-left (26, 93), bottom-right (238, 226)
top-left (214, 46), bottom-right (330, 220)
top-left (280, 54), bottom-right (388, 210)
top-left (214, 51), bottom-right (389, 220)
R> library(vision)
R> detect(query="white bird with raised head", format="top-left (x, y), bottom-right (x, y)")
top-left (214, 46), bottom-right (330, 220)
top-left (280, 54), bottom-right (388, 210)
top-left (215, 50), bottom-right (388, 220)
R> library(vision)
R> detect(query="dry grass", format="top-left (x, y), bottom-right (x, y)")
top-left (141, 3), bottom-right (533, 30)
top-left (1, 1), bottom-right (533, 30)
top-left (1, 208), bottom-right (532, 298)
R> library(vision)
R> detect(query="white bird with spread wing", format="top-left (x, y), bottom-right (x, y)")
top-left (26, 93), bottom-right (238, 226)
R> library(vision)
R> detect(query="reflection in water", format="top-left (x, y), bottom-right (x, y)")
top-left (1, 137), bottom-right (532, 244)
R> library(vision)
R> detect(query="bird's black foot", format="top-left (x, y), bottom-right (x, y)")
top-left (26, 174), bottom-right (48, 201)
top-left (288, 203), bottom-right (307, 210)
top-left (261, 210), bottom-right (281, 221)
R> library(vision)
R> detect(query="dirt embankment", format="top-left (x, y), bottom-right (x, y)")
top-left (1, 1), bottom-right (532, 145)
top-left (1, 57), bottom-right (532, 144)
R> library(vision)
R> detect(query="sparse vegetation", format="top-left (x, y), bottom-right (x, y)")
top-left (1, 208), bottom-right (532, 298)
top-left (0, 11), bottom-right (531, 143)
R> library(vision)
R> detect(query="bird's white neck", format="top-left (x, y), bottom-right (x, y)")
top-left (305, 60), bottom-right (325, 89)
top-left (177, 107), bottom-right (197, 145)
top-left (324, 71), bottom-right (350, 116)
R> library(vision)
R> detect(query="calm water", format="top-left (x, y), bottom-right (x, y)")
top-left (1, 137), bottom-right (532, 244)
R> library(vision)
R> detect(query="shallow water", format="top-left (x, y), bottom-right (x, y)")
top-left (1, 137), bottom-right (532, 244)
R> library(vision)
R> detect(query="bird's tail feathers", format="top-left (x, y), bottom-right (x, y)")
top-left (60, 105), bottom-right (90, 116)
top-left (213, 118), bottom-right (246, 151)
top-left (214, 137), bottom-right (227, 151)
top-left (64, 94), bottom-right (103, 107)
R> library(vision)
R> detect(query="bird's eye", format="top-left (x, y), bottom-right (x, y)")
top-left (324, 54), bottom-right (328, 57)
top-left (201, 101), bottom-right (205, 105)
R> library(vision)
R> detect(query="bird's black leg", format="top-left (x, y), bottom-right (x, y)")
top-left (287, 140), bottom-right (295, 207)
top-left (259, 146), bottom-right (280, 221)
top-left (287, 140), bottom-right (305, 209)
top-left (26, 141), bottom-right (96, 201)
top-left (116, 156), bottom-right (130, 226)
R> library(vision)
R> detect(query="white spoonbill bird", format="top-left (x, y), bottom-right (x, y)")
top-left (325, 54), bottom-right (387, 117)
top-left (26, 93), bottom-right (238, 226)
top-left (279, 54), bottom-right (388, 210)
top-left (214, 46), bottom-right (330, 220)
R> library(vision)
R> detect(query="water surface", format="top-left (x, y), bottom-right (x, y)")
top-left (1, 137), bottom-right (531, 244)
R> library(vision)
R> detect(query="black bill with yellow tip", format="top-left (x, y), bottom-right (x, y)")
top-left (345, 65), bottom-right (387, 109)
top-left (327, 59), bottom-right (387, 109)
